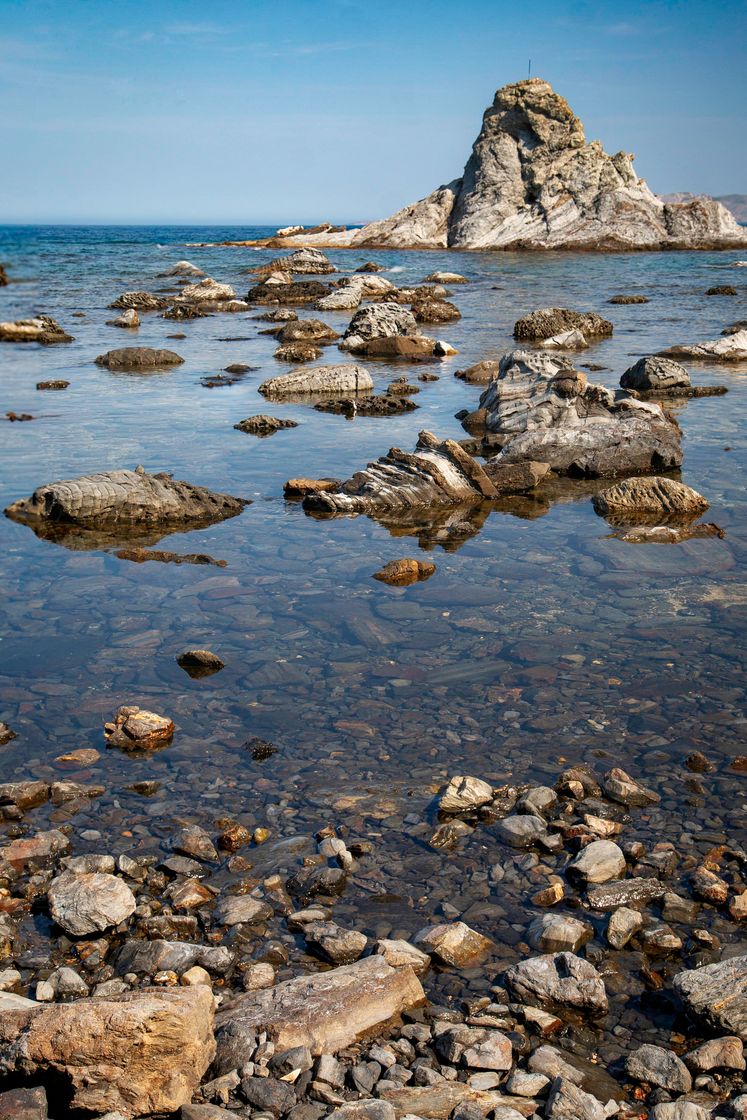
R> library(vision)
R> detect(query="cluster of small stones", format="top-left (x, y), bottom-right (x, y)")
top-left (0, 756), bottom-right (745, 1119)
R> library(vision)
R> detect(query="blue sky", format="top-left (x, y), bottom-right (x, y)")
top-left (0, 0), bottom-right (745, 223)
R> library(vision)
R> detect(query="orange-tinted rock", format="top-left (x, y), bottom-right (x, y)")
top-left (373, 558), bottom-right (436, 586)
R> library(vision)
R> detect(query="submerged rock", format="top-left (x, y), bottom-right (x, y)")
top-left (315, 393), bottom-right (418, 416)
top-left (104, 705), bottom-right (175, 751)
top-left (0, 987), bottom-right (215, 1117)
top-left (95, 347), bottom-right (184, 369)
top-left (274, 342), bottom-right (323, 363)
top-left (0, 315), bottom-right (73, 344)
top-left (260, 364), bottom-right (373, 397)
top-left (36, 380), bottom-right (69, 390)
top-left (513, 309), bottom-right (612, 342)
top-left (234, 414), bottom-right (299, 437)
top-left (609, 294), bottom-right (649, 304)
top-left (5, 466), bottom-right (247, 534)
top-left (372, 558), bottom-right (436, 585)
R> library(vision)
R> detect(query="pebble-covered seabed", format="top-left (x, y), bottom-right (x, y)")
top-left (0, 226), bottom-right (746, 1117)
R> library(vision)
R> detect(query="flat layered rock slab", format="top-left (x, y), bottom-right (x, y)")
top-left (376, 1083), bottom-right (537, 1118)
top-left (214, 956), bottom-right (425, 1071)
top-left (673, 955), bottom-right (747, 1039)
top-left (0, 986), bottom-right (215, 1118)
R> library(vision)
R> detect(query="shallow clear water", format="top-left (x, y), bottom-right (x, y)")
top-left (1, 226), bottom-right (746, 993)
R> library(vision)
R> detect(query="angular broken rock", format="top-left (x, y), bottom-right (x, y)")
top-left (592, 477), bottom-right (709, 521)
top-left (105, 706), bottom-right (174, 751)
top-left (301, 430), bottom-right (525, 518)
top-left (214, 956), bottom-right (425, 1072)
top-left (375, 1083), bottom-right (535, 1118)
top-left (455, 359), bottom-right (501, 384)
top-left (259, 364), bottom-right (373, 397)
top-left (175, 277), bottom-right (236, 303)
top-left (48, 870), bottom-right (136, 936)
top-left (587, 877), bottom-right (666, 910)
top-left (0, 986), bottom-right (215, 1118)
top-left (374, 938), bottom-right (430, 975)
top-left (513, 308), bottom-right (612, 342)
top-left (673, 955), bottom-right (747, 1039)
top-left (5, 466), bottom-right (247, 535)
top-left (413, 921), bottom-right (492, 967)
top-left (277, 317), bottom-right (339, 343)
top-left (503, 952), bottom-right (608, 1016)
top-left (439, 775), bottom-right (493, 813)
top-left (545, 1077), bottom-right (607, 1120)
top-left (234, 415), bottom-right (299, 436)
top-left (0, 315), bottom-right (73, 344)
top-left (214, 895), bottom-right (273, 927)
top-left (372, 558), bottom-right (436, 586)
top-left (274, 341), bottom-right (322, 363)
top-left (606, 906), bottom-right (643, 949)
top-left (602, 767), bottom-right (660, 807)
top-left (109, 291), bottom-right (169, 310)
top-left (284, 477), bottom-right (341, 498)
top-left (528, 914), bottom-right (593, 954)
top-left (685, 1035), bottom-right (745, 1072)
top-left (95, 347), bottom-right (184, 369)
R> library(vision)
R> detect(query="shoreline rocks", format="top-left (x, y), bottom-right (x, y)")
top-left (0, 315), bottom-right (73, 344)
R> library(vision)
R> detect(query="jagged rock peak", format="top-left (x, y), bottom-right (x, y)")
top-left (274, 78), bottom-right (746, 252)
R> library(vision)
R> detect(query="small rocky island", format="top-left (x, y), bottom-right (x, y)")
top-left (240, 79), bottom-right (746, 252)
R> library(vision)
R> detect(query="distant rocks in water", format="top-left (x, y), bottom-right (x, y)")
top-left (659, 328), bottom-right (747, 361)
top-left (95, 347), bottom-right (184, 370)
top-left (109, 291), bottom-right (169, 311)
top-left (539, 328), bottom-right (589, 350)
top-left (359, 335), bottom-right (457, 360)
top-left (477, 350), bottom-right (683, 477)
top-left (277, 318), bottom-right (339, 344)
top-left (424, 271), bottom-right (469, 284)
top-left (356, 261), bottom-right (385, 272)
top-left (592, 477), bottom-right (710, 521)
top-left (316, 284), bottom-right (364, 311)
top-left (175, 277), bottom-right (236, 303)
top-left (5, 466), bottom-right (248, 538)
top-left (256, 247), bottom-right (336, 276)
top-left (706, 285), bottom-right (737, 295)
top-left (234, 414), bottom-right (299, 437)
top-left (256, 308), bottom-right (298, 322)
top-left (302, 429), bottom-right (547, 519)
top-left (413, 298), bottom-right (461, 324)
top-left (372, 558), bottom-right (436, 585)
top-left (162, 303), bottom-right (209, 321)
top-left (177, 649), bottom-right (225, 678)
top-left (723, 319), bottom-right (747, 336)
top-left (161, 259), bottom-right (205, 277)
top-left (260, 364), bottom-right (373, 398)
top-left (274, 341), bottom-right (323, 363)
top-left (609, 294), bottom-right (649, 304)
top-left (413, 920), bottom-right (492, 967)
top-left (247, 279), bottom-right (332, 305)
top-left (106, 308), bottom-right (140, 328)
top-left (0, 315), bottom-right (73, 344)
top-left (455, 359), bottom-right (501, 384)
top-left (282, 78), bottom-right (746, 250)
top-left (0, 264), bottom-right (8, 285)
top-left (513, 308), bottom-right (613, 342)
top-left (104, 705), bottom-right (175, 751)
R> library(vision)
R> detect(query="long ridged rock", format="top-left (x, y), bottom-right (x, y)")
top-left (592, 477), bottom-right (709, 519)
top-left (5, 466), bottom-right (247, 529)
top-left (260, 364), bottom-right (373, 397)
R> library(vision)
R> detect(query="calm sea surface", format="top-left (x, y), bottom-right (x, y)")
top-left (0, 225), bottom-right (745, 986)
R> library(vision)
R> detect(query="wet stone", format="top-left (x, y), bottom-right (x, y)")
top-left (626, 1043), bottom-right (692, 1092)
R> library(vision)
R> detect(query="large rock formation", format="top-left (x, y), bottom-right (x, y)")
top-left (252, 79), bottom-right (746, 251)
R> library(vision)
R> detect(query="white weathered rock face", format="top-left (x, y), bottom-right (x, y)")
top-left (259, 364), bottom-right (373, 397)
top-left (278, 79), bottom-right (745, 251)
top-left (659, 328), bottom-right (747, 361)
